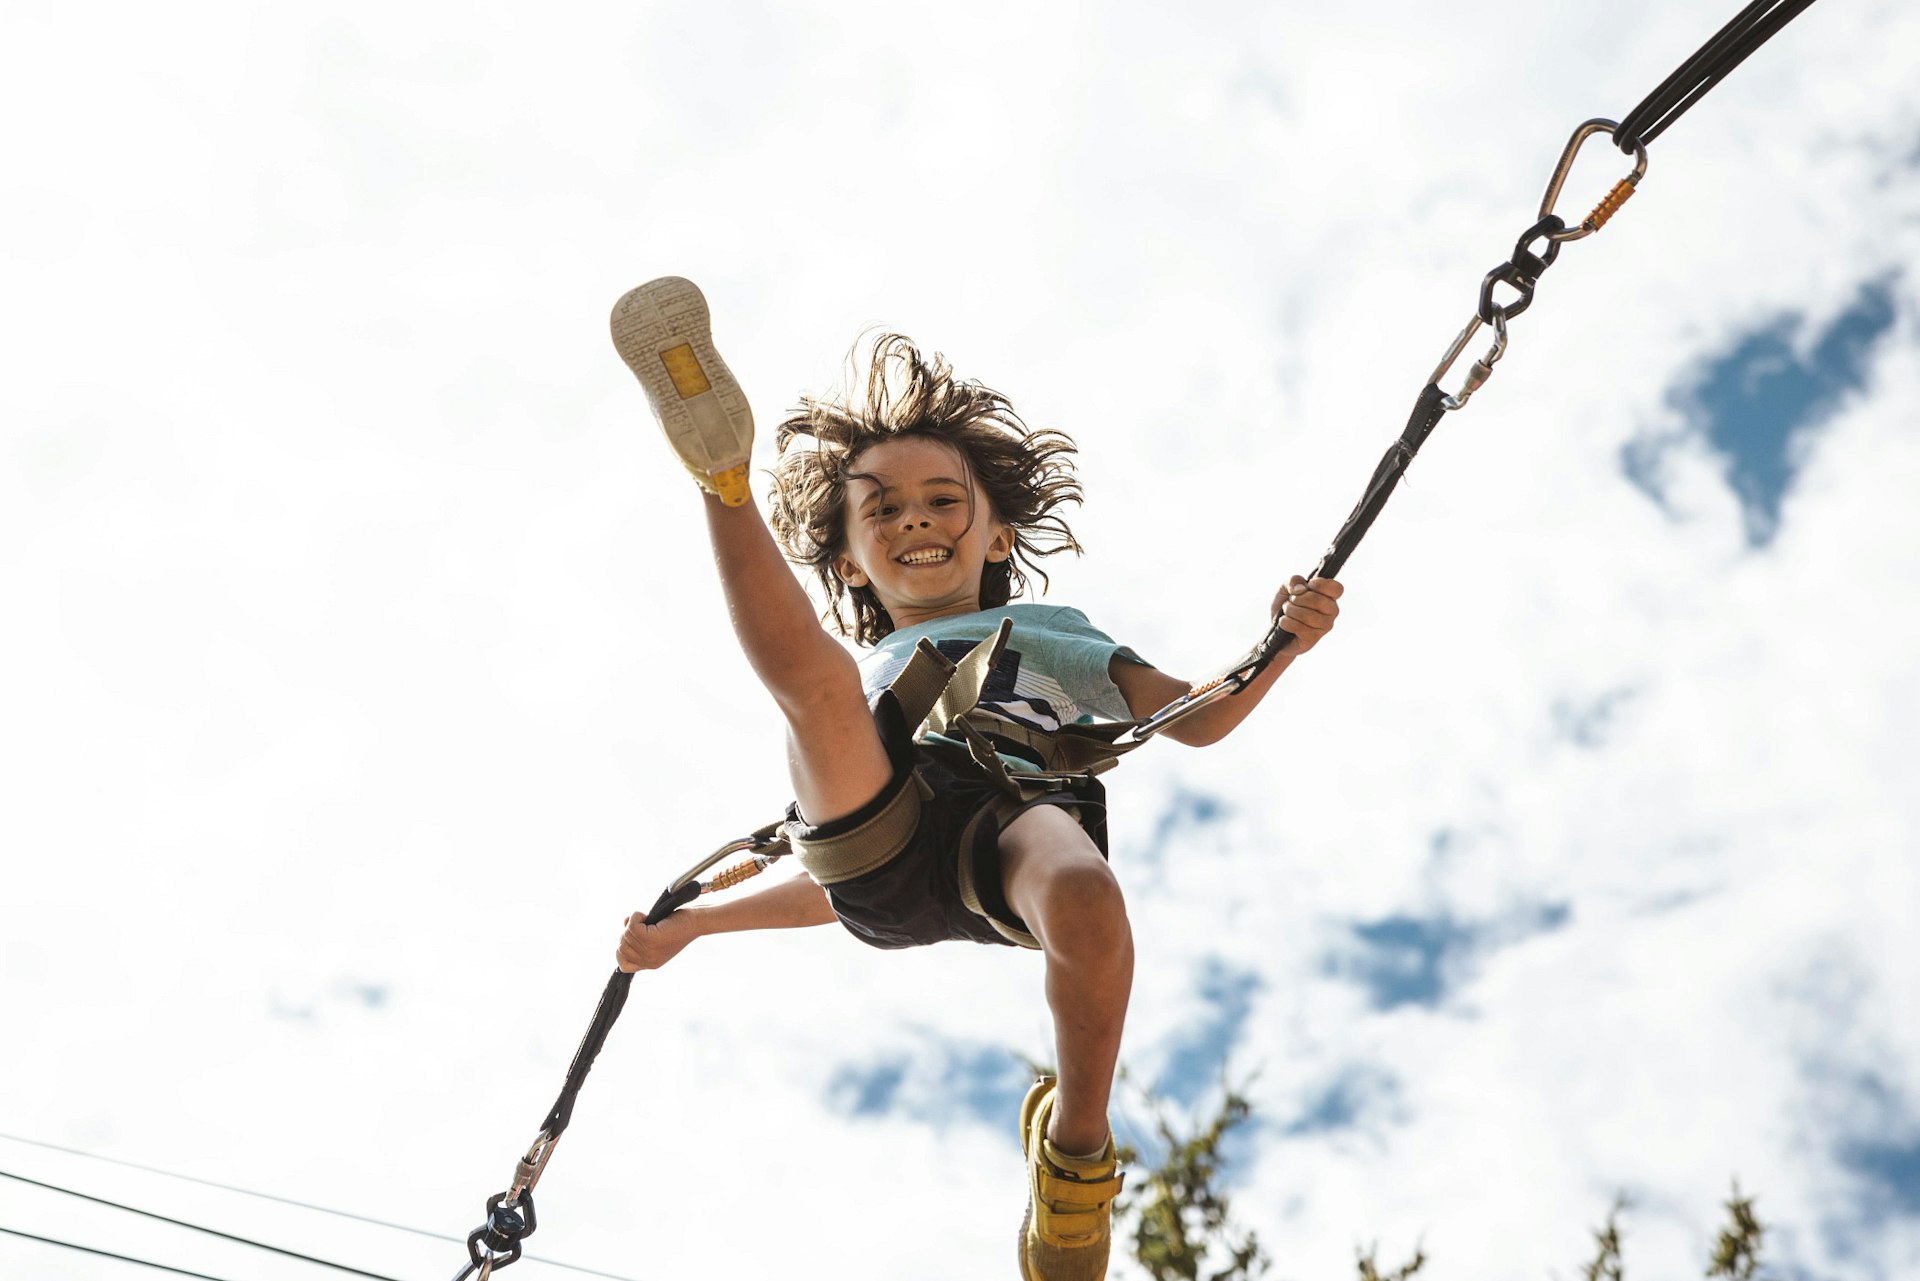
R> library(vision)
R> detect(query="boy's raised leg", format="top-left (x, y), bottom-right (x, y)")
top-left (702, 496), bottom-right (893, 824)
top-left (612, 277), bottom-right (891, 825)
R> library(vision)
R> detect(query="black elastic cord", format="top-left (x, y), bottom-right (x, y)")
top-left (1233, 382), bottom-right (1451, 685)
top-left (0, 1168), bottom-right (403, 1281)
top-left (1318, 382), bottom-right (1451, 582)
top-left (1617, 0), bottom-right (1821, 151)
top-left (538, 969), bottom-right (636, 1141)
top-left (0, 1224), bottom-right (242, 1281)
top-left (537, 880), bottom-right (690, 1141)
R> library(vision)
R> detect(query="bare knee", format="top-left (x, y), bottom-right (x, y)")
top-left (1006, 840), bottom-right (1131, 959)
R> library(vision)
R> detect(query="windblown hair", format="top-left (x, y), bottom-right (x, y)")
top-left (768, 334), bottom-right (1084, 645)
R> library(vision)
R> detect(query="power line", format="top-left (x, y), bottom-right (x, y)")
top-left (0, 1131), bottom-right (462, 1247)
top-left (0, 1132), bottom-right (639, 1281)
top-left (0, 1168), bottom-right (404, 1281)
top-left (0, 1224), bottom-right (242, 1281)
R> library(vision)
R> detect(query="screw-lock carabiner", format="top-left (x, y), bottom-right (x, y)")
top-left (1429, 309), bottom-right (1509, 411)
top-left (1539, 119), bottom-right (1648, 243)
top-left (667, 824), bottom-right (788, 895)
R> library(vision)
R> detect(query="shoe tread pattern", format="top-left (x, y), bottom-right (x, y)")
top-left (610, 277), bottom-right (754, 498)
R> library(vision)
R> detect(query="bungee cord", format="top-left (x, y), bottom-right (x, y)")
top-left (447, 2), bottom-right (1826, 1275)
top-left (1615, 0), bottom-right (1822, 151)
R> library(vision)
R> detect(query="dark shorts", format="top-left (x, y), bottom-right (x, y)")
top-left (784, 691), bottom-right (1110, 951)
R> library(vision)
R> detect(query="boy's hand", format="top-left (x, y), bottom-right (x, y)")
top-left (616, 909), bottom-right (701, 973)
top-left (1271, 575), bottom-right (1342, 654)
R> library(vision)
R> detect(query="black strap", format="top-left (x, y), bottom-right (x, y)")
top-left (1616, 0), bottom-right (1821, 152)
top-left (538, 971), bottom-right (634, 1141)
top-left (1315, 383), bottom-right (1451, 583)
top-left (1236, 383), bottom-right (1450, 680)
top-left (536, 880), bottom-right (693, 1141)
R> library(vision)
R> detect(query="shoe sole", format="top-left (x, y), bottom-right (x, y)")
top-left (609, 276), bottom-right (755, 506)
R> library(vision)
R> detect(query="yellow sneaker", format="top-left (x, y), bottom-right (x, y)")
top-left (609, 276), bottom-right (755, 506)
top-left (1018, 1077), bottom-right (1124, 1281)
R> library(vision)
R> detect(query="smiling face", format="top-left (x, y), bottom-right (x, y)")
top-left (833, 435), bottom-right (1015, 631)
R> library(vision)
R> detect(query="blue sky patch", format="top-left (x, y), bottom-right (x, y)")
top-left (825, 1034), bottom-right (1032, 1130)
top-left (938, 1042), bottom-right (1038, 1131)
top-left (1551, 686), bottom-right (1638, 749)
top-left (1283, 1067), bottom-right (1400, 1138)
top-left (1841, 1137), bottom-right (1920, 1219)
top-left (1827, 1068), bottom-right (1920, 1232)
top-left (1329, 904), bottom-right (1571, 1010)
top-left (828, 1057), bottom-right (909, 1117)
top-left (1339, 915), bottom-right (1470, 1010)
top-left (1622, 276), bottom-right (1897, 547)
top-left (344, 982), bottom-right (389, 1009)
top-left (1156, 958), bottom-right (1263, 1106)
top-left (1133, 785), bottom-right (1233, 869)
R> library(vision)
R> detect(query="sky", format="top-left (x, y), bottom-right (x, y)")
top-left (2, 1), bottom-right (1917, 1279)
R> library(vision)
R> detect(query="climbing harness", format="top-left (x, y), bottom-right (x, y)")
top-left (450, 3), bottom-right (1823, 1274)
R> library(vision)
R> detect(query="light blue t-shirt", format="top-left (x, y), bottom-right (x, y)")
top-left (857, 603), bottom-right (1150, 736)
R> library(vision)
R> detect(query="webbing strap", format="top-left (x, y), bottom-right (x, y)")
top-left (789, 771), bottom-right (934, 885)
top-left (953, 795), bottom-right (1041, 949)
top-left (878, 618), bottom-right (1145, 797)
top-left (887, 635), bottom-right (965, 732)
top-left (916, 617), bottom-right (1014, 739)
top-left (960, 709), bottom-right (1140, 776)
top-left (1036, 1170), bottom-right (1125, 1207)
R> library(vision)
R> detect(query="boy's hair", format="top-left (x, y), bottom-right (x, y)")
top-left (768, 334), bottom-right (1084, 645)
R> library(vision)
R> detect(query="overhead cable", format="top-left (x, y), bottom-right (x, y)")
top-left (0, 1224), bottom-right (242, 1281)
top-left (0, 1132), bottom-right (638, 1281)
top-left (0, 1167), bottom-right (404, 1281)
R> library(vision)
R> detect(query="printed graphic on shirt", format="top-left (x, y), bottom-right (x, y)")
top-left (929, 640), bottom-right (1075, 734)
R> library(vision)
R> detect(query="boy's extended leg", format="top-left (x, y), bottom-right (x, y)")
top-left (612, 276), bottom-right (891, 825)
top-left (1000, 804), bottom-right (1132, 1281)
top-left (703, 496), bottom-right (893, 824)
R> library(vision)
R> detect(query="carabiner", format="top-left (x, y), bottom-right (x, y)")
top-left (1129, 665), bottom-right (1253, 744)
top-left (667, 822), bottom-right (788, 895)
top-left (1539, 119), bottom-right (1648, 243)
top-left (1429, 309), bottom-right (1508, 411)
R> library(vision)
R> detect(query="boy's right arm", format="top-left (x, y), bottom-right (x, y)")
top-left (617, 868), bottom-right (837, 972)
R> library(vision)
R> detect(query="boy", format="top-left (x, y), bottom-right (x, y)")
top-left (611, 277), bottom-right (1341, 1281)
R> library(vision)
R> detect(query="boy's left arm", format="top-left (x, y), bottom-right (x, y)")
top-left (1108, 575), bottom-right (1342, 747)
